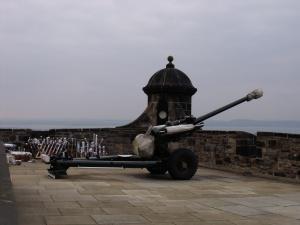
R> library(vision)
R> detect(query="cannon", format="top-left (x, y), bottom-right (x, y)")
top-left (48, 89), bottom-right (263, 180)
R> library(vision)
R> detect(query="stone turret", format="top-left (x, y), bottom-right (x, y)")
top-left (122, 56), bottom-right (197, 128)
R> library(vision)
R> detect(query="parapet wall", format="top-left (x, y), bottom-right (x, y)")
top-left (191, 131), bottom-right (300, 180)
top-left (0, 142), bottom-right (18, 225)
top-left (1, 128), bottom-right (299, 181)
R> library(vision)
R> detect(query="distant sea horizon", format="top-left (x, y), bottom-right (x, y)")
top-left (1, 119), bottom-right (300, 134)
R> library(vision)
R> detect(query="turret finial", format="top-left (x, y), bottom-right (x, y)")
top-left (166, 56), bottom-right (175, 68)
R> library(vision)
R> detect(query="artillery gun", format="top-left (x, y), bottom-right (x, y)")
top-left (48, 89), bottom-right (263, 180)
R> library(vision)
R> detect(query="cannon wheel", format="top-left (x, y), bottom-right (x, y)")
top-left (146, 164), bottom-right (168, 175)
top-left (167, 148), bottom-right (198, 180)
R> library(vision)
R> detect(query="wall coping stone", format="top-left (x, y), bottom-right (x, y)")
top-left (257, 132), bottom-right (300, 138)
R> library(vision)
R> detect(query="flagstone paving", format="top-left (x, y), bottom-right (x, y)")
top-left (10, 162), bottom-right (300, 225)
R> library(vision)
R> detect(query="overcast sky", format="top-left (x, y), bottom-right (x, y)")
top-left (0, 0), bottom-right (299, 121)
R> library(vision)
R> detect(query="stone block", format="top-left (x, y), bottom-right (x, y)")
top-left (45, 216), bottom-right (96, 225)
top-left (91, 214), bottom-right (147, 224)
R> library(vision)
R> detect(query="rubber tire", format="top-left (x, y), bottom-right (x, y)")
top-left (167, 149), bottom-right (198, 180)
top-left (147, 164), bottom-right (168, 175)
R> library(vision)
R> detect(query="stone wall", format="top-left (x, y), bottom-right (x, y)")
top-left (1, 128), bottom-right (299, 181)
top-left (0, 142), bottom-right (18, 225)
top-left (256, 132), bottom-right (300, 179)
top-left (190, 131), bottom-right (300, 180)
top-left (0, 129), bottom-right (33, 143)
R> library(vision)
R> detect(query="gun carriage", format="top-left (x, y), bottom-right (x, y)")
top-left (48, 89), bottom-right (263, 180)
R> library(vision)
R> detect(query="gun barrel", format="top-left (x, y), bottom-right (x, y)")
top-left (194, 89), bottom-right (263, 124)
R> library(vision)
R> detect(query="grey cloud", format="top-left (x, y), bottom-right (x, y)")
top-left (0, 0), bottom-right (299, 120)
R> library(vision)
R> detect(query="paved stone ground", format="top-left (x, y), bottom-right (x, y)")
top-left (10, 161), bottom-right (300, 225)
